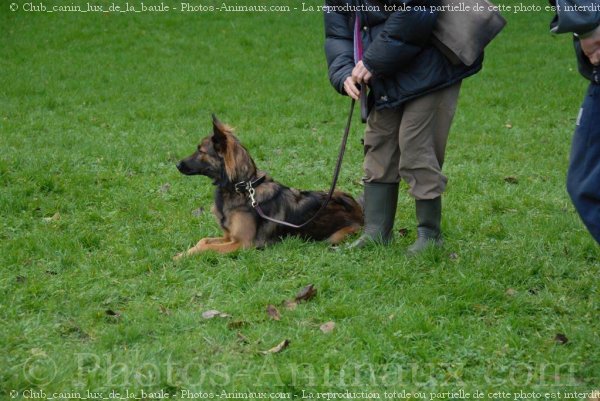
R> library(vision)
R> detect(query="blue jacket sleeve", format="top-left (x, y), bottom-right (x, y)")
top-left (363, 0), bottom-right (439, 76)
top-left (324, 8), bottom-right (354, 95)
top-left (550, 0), bottom-right (600, 35)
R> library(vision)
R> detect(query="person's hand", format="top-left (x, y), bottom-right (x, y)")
top-left (352, 60), bottom-right (372, 85)
top-left (344, 61), bottom-right (373, 100)
top-left (343, 75), bottom-right (360, 100)
top-left (580, 25), bottom-right (600, 66)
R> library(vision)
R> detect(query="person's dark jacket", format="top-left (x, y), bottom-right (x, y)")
top-left (549, 0), bottom-right (600, 82)
top-left (324, 0), bottom-right (483, 110)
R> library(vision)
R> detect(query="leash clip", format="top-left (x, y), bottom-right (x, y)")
top-left (246, 183), bottom-right (257, 208)
top-left (248, 188), bottom-right (257, 208)
top-left (235, 179), bottom-right (259, 208)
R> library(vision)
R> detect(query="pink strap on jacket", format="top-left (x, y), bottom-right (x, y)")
top-left (354, 13), bottom-right (363, 63)
top-left (354, 12), bottom-right (368, 122)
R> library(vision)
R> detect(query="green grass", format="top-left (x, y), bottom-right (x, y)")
top-left (1, 0), bottom-right (599, 398)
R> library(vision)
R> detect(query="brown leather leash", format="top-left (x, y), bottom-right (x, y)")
top-left (237, 98), bottom-right (357, 229)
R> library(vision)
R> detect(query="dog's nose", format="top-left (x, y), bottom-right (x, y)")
top-left (177, 161), bottom-right (193, 175)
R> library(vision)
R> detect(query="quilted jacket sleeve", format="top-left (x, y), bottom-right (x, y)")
top-left (550, 0), bottom-right (600, 35)
top-left (363, 0), bottom-right (439, 76)
top-left (324, 9), bottom-right (354, 95)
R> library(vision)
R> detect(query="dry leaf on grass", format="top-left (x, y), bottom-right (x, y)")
top-left (295, 284), bottom-right (317, 303)
top-left (320, 321), bottom-right (336, 334)
top-left (260, 339), bottom-right (290, 355)
top-left (280, 285), bottom-right (317, 311)
top-left (266, 305), bottom-right (281, 321)
top-left (202, 310), bottom-right (231, 319)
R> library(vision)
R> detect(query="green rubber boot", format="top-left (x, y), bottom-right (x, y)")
top-left (347, 182), bottom-right (399, 249)
top-left (407, 197), bottom-right (443, 255)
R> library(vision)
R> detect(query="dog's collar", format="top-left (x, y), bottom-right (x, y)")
top-left (234, 175), bottom-right (266, 194)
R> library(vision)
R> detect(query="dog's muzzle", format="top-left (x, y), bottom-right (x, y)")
top-left (176, 161), bottom-right (193, 175)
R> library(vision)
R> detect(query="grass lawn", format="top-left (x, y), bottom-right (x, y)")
top-left (1, 0), bottom-right (599, 398)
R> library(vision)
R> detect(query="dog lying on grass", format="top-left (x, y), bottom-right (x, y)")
top-left (174, 115), bottom-right (363, 258)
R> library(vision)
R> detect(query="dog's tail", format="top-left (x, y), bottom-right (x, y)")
top-left (334, 191), bottom-right (363, 213)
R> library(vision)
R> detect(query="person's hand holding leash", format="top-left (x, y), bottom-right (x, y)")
top-left (580, 25), bottom-right (600, 65)
top-left (352, 60), bottom-right (372, 84)
top-left (343, 76), bottom-right (360, 100)
top-left (344, 61), bottom-right (372, 100)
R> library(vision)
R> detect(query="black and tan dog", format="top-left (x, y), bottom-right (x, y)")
top-left (174, 115), bottom-right (363, 258)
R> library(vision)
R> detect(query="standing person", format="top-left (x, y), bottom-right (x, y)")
top-left (324, 0), bottom-right (483, 253)
top-left (550, 0), bottom-right (600, 244)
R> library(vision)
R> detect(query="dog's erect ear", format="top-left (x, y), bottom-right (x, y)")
top-left (211, 114), bottom-right (228, 153)
top-left (209, 114), bottom-right (256, 182)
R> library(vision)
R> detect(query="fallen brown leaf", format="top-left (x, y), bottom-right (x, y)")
top-left (505, 288), bottom-right (517, 297)
top-left (159, 305), bottom-right (171, 315)
top-left (295, 284), bottom-right (317, 303)
top-left (503, 176), bottom-right (519, 184)
top-left (260, 339), bottom-right (290, 355)
top-left (320, 321), bottom-right (336, 334)
top-left (202, 310), bottom-right (231, 319)
top-left (266, 305), bottom-right (281, 321)
top-left (397, 228), bottom-right (409, 237)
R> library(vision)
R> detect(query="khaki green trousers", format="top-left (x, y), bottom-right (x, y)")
top-left (363, 82), bottom-right (461, 200)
